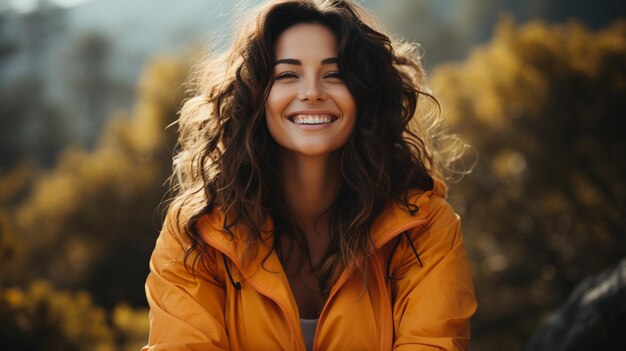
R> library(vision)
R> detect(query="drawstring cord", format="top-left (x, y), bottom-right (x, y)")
top-left (386, 235), bottom-right (403, 280)
top-left (396, 200), bottom-right (420, 217)
top-left (222, 214), bottom-right (241, 289)
top-left (404, 203), bottom-right (420, 216)
top-left (222, 253), bottom-right (242, 289)
top-left (403, 231), bottom-right (423, 267)
top-left (386, 202), bottom-right (424, 280)
top-left (385, 230), bottom-right (424, 280)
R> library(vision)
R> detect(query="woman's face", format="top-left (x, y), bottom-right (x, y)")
top-left (265, 23), bottom-right (356, 158)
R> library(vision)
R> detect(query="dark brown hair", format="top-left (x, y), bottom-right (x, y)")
top-left (168, 0), bottom-right (440, 296)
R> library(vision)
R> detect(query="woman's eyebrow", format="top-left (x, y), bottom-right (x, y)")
top-left (274, 57), bottom-right (338, 66)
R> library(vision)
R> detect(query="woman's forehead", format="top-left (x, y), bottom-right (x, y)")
top-left (274, 23), bottom-right (339, 60)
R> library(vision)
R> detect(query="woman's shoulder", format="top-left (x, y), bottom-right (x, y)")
top-left (403, 179), bottom-right (463, 253)
top-left (371, 178), bottom-right (458, 244)
top-left (384, 179), bottom-right (464, 265)
top-left (403, 177), bottom-right (457, 222)
top-left (155, 207), bottom-right (236, 266)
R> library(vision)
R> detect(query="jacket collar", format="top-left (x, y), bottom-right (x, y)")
top-left (196, 178), bottom-right (447, 271)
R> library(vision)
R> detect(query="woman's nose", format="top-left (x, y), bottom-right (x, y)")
top-left (297, 78), bottom-right (325, 101)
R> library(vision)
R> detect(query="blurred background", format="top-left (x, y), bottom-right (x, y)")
top-left (1, 0), bottom-right (625, 350)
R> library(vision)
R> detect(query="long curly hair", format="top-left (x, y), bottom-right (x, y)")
top-left (166, 0), bottom-right (443, 296)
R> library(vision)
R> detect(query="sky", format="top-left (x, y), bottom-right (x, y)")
top-left (8, 0), bottom-right (93, 12)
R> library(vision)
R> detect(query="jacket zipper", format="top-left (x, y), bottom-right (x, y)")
top-left (219, 248), bottom-right (306, 351)
top-left (311, 218), bottom-right (428, 351)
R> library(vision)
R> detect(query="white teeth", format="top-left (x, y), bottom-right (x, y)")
top-left (292, 114), bottom-right (335, 125)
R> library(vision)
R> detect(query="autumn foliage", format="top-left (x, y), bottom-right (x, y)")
top-left (431, 18), bottom-right (626, 350)
top-left (0, 57), bottom-right (188, 350)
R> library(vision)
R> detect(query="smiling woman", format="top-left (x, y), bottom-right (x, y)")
top-left (265, 22), bottom-right (358, 320)
top-left (143, 1), bottom-right (477, 350)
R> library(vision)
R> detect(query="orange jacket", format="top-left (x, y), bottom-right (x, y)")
top-left (143, 180), bottom-right (477, 351)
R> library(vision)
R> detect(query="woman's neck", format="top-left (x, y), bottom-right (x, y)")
top-left (279, 149), bottom-right (342, 228)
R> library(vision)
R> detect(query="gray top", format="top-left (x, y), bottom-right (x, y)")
top-left (300, 318), bottom-right (318, 351)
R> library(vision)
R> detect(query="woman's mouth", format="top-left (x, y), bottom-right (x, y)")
top-left (288, 114), bottom-right (338, 125)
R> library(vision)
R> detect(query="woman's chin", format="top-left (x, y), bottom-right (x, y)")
top-left (279, 144), bottom-right (342, 159)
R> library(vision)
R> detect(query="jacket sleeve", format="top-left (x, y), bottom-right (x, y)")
top-left (390, 198), bottom-right (477, 351)
top-left (142, 221), bottom-right (230, 351)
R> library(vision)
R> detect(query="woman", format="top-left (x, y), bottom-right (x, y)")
top-left (143, 0), bottom-right (477, 350)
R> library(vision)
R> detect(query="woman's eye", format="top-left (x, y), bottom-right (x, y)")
top-left (324, 71), bottom-right (344, 80)
top-left (275, 71), bottom-right (298, 80)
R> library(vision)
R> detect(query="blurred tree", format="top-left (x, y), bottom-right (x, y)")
top-left (0, 280), bottom-right (114, 351)
top-left (0, 76), bottom-right (69, 169)
top-left (66, 32), bottom-right (115, 145)
top-left (430, 18), bottom-right (626, 350)
top-left (0, 78), bottom-right (32, 169)
top-left (13, 56), bottom-right (189, 308)
top-left (0, 7), bottom-right (18, 77)
top-left (112, 303), bottom-right (150, 351)
top-left (377, 0), bottom-right (626, 68)
top-left (0, 208), bottom-right (21, 283)
top-left (379, 0), bottom-right (462, 67)
top-left (2, 185), bottom-right (149, 351)
top-left (0, 1), bottom-right (68, 169)
top-left (20, 0), bottom-right (68, 167)
top-left (21, 0), bottom-right (65, 77)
